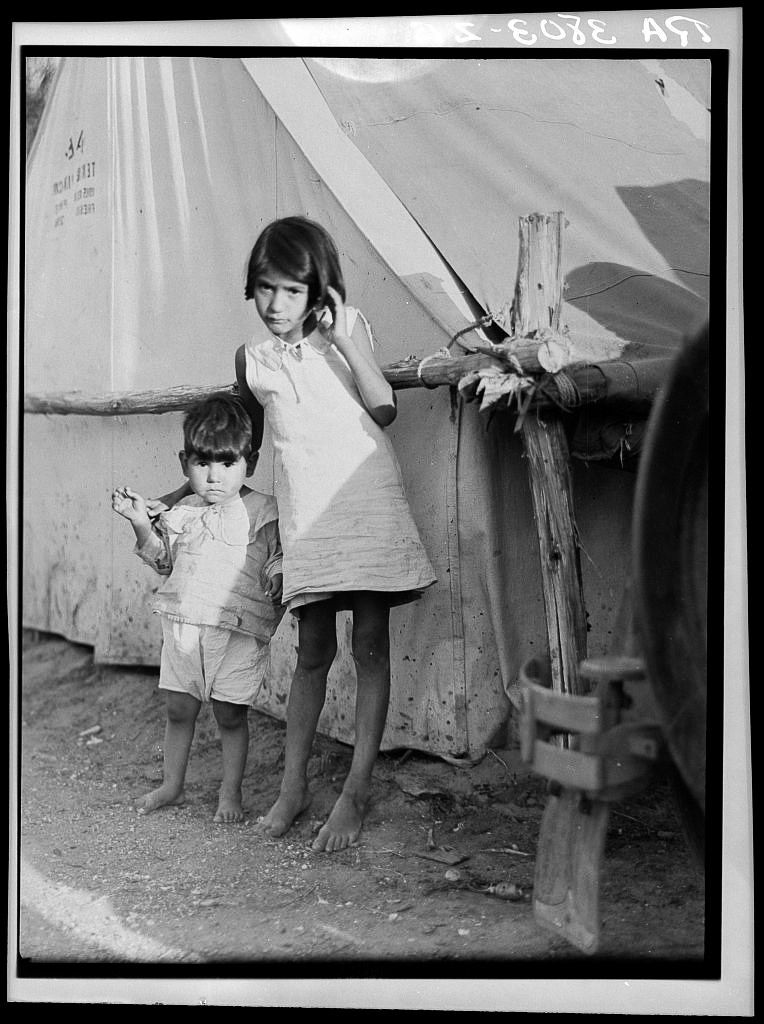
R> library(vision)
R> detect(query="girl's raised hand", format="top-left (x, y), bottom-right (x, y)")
top-left (317, 285), bottom-right (349, 349)
top-left (111, 485), bottom-right (149, 523)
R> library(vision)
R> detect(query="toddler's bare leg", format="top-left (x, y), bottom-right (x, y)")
top-left (136, 691), bottom-right (200, 814)
top-left (212, 699), bottom-right (249, 823)
top-left (313, 595), bottom-right (390, 853)
top-left (256, 601), bottom-right (337, 838)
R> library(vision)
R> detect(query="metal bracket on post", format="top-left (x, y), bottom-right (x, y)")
top-left (521, 654), bottom-right (664, 802)
top-left (520, 653), bottom-right (666, 954)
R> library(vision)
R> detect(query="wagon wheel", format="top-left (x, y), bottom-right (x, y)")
top-left (632, 323), bottom-right (709, 859)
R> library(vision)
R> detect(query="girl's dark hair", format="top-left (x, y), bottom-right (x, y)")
top-left (183, 395), bottom-right (253, 462)
top-left (244, 216), bottom-right (346, 309)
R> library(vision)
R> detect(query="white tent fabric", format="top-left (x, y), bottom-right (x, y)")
top-left (23, 56), bottom-right (710, 757)
top-left (304, 57), bottom-right (710, 355)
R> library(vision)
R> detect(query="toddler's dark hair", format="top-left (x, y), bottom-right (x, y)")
top-left (244, 216), bottom-right (346, 309)
top-left (182, 395), bottom-right (254, 462)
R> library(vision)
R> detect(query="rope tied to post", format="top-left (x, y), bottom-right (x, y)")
top-left (547, 370), bottom-right (582, 410)
top-left (447, 311), bottom-right (504, 352)
top-left (417, 347), bottom-right (452, 389)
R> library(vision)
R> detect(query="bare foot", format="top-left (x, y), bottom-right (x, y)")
top-left (214, 787), bottom-right (245, 824)
top-left (256, 783), bottom-right (311, 838)
top-left (135, 784), bottom-right (185, 815)
top-left (311, 790), bottom-right (368, 853)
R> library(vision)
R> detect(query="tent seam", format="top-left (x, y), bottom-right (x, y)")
top-left (446, 394), bottom-right (468, 754)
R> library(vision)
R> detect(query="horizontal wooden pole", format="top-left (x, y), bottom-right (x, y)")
top-left (23, 351), bottom-right (662, 416)
top-left (384, 352), bottom-right (505, 389)
top-left (24, 383), bottom-right (237, 416)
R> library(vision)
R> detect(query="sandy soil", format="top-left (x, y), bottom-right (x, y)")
top-left (14, 631), bottom-right (708, 997)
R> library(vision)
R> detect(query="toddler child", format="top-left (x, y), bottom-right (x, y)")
top-left (112, 395), bottom-right (283, 822)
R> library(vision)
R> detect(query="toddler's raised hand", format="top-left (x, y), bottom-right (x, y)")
top-left (111, 485), bottom-right (149, 523)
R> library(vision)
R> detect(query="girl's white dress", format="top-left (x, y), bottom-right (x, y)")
top-left (244, 307), bottom-right (436, 610)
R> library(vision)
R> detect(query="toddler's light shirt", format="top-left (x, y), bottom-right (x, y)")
top-left (135, 489), bottom-right (283, 642)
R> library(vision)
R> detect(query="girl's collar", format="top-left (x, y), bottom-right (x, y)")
top-left (247, 326), bottom-right (332, 369)
top-left (276, 329), bottom-right (332, 355)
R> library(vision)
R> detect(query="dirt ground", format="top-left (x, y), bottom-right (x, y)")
top-left (15, 631), bottom-right (708, 989)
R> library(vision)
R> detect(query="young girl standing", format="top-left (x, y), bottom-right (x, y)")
top-left (237, 216), bottom-right (436, 853)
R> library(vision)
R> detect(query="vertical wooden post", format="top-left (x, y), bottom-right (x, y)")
top-left (514, 213), bottom-right (588, 697)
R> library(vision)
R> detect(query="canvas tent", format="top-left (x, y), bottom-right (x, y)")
top-left (22, 56), bottom-right (710, 758)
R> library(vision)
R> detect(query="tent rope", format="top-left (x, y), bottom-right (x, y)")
top-left (552, 370), bottom-right (581, 408)
top-left (535, 369), bottom-right (582, 412)
top-left (417, 347), bottom-right (452, 389)
top-left (447, 312), bottom-right (498, 352)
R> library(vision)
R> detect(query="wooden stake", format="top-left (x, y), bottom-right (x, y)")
top-left (514, 213), bottom-right (588, 697)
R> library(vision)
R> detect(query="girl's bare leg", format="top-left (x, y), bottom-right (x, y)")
top-left (212, 699), bottom-right (249, 823)
top-left (256, 601), bottom-right (337, 837)
top-left (312, 594), bottom-right (390, 853)
top-left (136, 691), bottom-right (201, 814)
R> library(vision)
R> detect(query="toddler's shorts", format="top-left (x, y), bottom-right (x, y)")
top-left (158, 617), bottom-right (269, 706)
